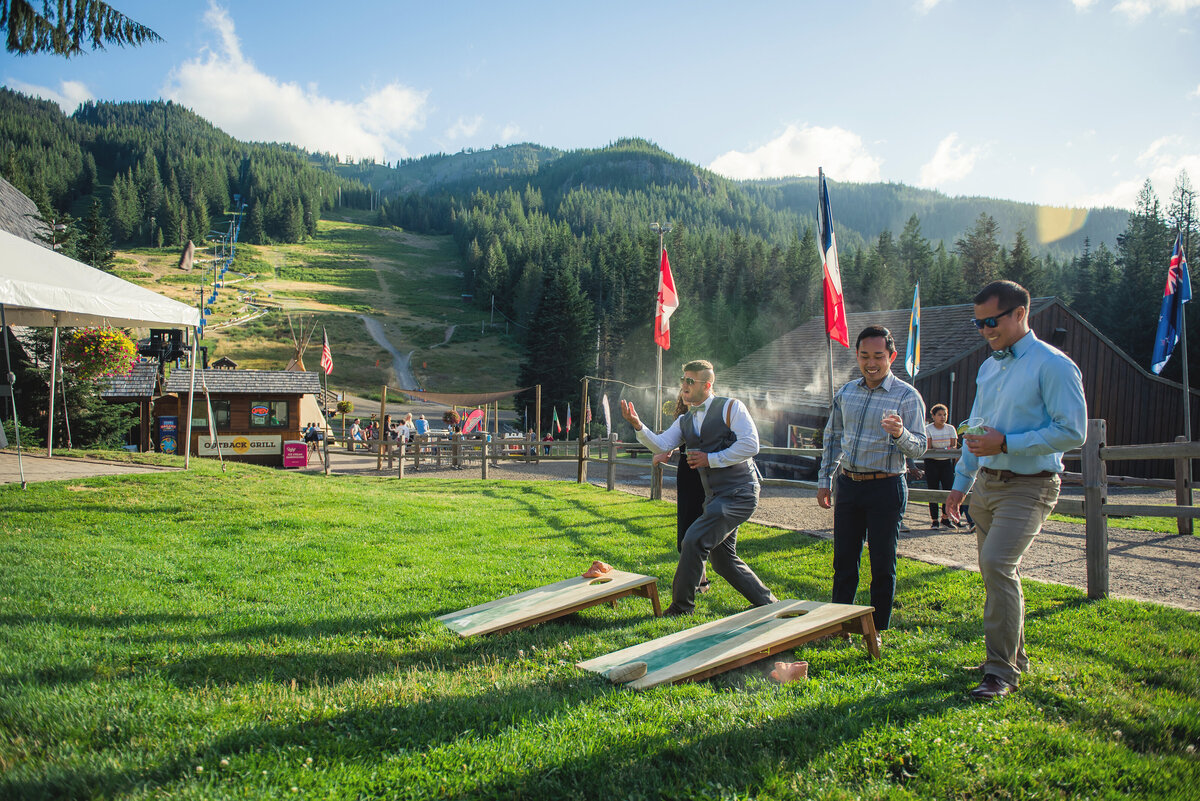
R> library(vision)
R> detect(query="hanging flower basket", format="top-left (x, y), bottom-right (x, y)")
top-left (60, 328), bottom-right (137, 381)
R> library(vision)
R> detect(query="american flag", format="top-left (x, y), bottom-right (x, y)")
top-left (320, 328), bottom-right (334, 375)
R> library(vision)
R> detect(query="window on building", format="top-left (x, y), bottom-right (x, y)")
top-left (212, 400), bottom-right (231, 429)
top-left (250, 400), bottom-right (288, 428)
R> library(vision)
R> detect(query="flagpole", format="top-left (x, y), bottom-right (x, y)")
top-left (651, 221), bottom-right (672, 503)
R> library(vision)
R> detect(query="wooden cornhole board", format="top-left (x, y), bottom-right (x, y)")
top-left (436, 570), bottom-right (662, 637)
top-left (576, 599), bottom-right (878, 690)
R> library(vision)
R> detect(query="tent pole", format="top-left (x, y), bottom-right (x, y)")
top-left (1, 305), bottom-right (26, 489)
top-left (184, 330), bottom-right (198, 469)
top-left (47, 325), bottom-right (58, 457)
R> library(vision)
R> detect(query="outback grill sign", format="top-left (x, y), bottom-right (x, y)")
top-left (198, 435), bottom-right (282, 456)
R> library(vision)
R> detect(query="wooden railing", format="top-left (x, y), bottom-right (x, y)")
top-left (336, 422), bottom-right (1196, 601)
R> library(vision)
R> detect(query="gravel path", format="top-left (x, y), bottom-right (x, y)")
top-left (311, 450), bottom-right (1200, 612)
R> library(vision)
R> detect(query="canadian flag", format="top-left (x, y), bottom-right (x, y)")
top-left (654, 248), bottom-right (679, 350)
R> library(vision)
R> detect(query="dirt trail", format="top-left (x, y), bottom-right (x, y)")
top-left (360, 315), bottom-right (417, 389)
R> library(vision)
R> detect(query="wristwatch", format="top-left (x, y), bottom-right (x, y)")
top-left (1000, 435), bottom-right (1008, 454)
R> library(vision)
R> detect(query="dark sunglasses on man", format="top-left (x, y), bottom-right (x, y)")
top-left (679, 376), bottom-right (706, 386)
top-left (972, 307), bottom-right (1017, 330)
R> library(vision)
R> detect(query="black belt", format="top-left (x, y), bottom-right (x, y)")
top-left (841, 469), bottom-right (902, 481)
top-left (981, 467), bottom-right (1056, 480)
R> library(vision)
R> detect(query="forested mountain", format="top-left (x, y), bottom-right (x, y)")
top-left (3, 91), bottom-right (1191, 427)
top-left (368, 138), bottom-right (1188, 421)
top-left (0, 89), bottom-right (370, 249)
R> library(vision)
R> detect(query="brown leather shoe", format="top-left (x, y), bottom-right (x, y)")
top-left (970, 674), bottom-right (1016, 700)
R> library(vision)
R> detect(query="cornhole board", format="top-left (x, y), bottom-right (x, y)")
top-left (576, 599), bottom-right (878, 690)
top-left (436, 570), bottom-right (662, 637)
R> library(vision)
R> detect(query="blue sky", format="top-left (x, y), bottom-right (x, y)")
top-left (2, 0), bottom-right (1198, 210)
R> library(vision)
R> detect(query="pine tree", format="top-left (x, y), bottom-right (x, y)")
top-left (956, 212), bottom-right (1002, 289)
top-left (77, 198), bottom-right (115, 271)
top-left (1006, 230), bottom-right (1043, 295)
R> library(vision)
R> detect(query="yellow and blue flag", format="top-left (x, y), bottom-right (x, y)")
top-left (905, 283), bottom-right (920, 378)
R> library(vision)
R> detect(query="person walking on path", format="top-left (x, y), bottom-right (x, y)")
top-left (924, 404), bottom-right (959, 529)
top-left (621, 359), bottom-right (776, 617)
top-left (817, 325), bottom-right (927, 642)
top-left (946, 280), bottom-right (1087, 701)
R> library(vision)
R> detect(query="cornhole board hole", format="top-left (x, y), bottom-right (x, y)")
top-left (576, 599), bottom-right (878, 690)
top-left (437, 570), bottom-right (662, 637)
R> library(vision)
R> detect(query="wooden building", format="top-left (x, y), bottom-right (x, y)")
top-left (99, 362), bottom-right (159, 452)
top-left (159, 369), bottom-right (321, 466)
top-left (721, 298), bottom-right (1200, 478)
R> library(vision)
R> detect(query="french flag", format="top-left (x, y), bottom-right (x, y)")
top-left (817, 168), bottom-right (849, 348)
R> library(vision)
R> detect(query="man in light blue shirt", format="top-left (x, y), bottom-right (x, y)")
top-left (947, 280), bottom-right (1087, 701)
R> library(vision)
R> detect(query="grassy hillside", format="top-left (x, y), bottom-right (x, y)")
top-left (113, 218), bottom-right (521, 401)
top-left (1, 463), bottom-right (1196, 799)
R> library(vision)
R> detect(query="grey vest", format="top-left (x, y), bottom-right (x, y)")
top-left (680, 396), bottom-right (759, 496)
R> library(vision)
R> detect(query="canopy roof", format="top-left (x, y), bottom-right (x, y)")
top-left (0, 229), bottom-right (200, 329)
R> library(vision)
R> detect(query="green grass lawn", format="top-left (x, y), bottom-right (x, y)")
top-left (2, 464), bottom-right (1197, 799)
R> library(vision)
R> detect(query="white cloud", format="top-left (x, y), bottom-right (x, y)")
top-left (1112, 0), bottom-right (1200, 20)
top-left (917, 133), bottom-right (982, 188)
top-left (445, 116), bottom-right (482, 141)
top-left (1192, 83), bottom-right (1200, 98)
top-left (1079, 138), bottom-right (1200, 208)
top-left (914, 0), bottom-right (942, 14)
top-left (707, 124), bottom-right (883, 182)
top-left (1072, 0), bottom-right (1099, 9)
top-left (4, 78), bottom-right (93, 113)
top-left (161, 3), bottom-right (427, 161)
top-left (500, 123), bottom-right (521, 142)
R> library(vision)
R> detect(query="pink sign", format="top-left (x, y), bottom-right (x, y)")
top-left (283, 441), bottom-right (308, 468)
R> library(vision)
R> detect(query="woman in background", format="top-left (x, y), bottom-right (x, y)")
top-left (652, 393), bottom-right (710, 593)
top-left (924, 403), bottom-right (959, 528)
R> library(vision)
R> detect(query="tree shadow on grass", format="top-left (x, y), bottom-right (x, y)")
top-left (2, 660), bottom-right (969, 801)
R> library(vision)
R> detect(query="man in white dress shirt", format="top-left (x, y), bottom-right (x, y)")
top-left (620, 359), bottom-right (777, 616)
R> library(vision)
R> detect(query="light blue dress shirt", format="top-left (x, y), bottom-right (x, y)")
top-left (952, 330), bottom-right (1087, 492)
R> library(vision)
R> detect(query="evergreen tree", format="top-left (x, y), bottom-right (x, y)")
top-left (2, 0), bottom-right (163, 56)
top-left (1006, 230), bottom-right (1043, 295)
top-left (516, 265), bottom-right (594, 429)
top-left (956, 212), bottom-right (1002, 289)
top-left (77, 198), bottom-right (115, 271)
top-left (1114, 180), bottom-right (1173, 366)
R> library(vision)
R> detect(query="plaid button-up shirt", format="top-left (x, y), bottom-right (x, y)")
top-left (818, 372), bottom-right (927, 489)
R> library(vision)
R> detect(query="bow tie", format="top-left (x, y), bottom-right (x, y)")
top-left (991, 348), bottom-right (1012, 361)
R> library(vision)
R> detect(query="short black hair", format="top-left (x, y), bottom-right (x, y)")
top-left (974, 280), bottom-right (1030, 310)
top-left (855, 325), bottom-right (896, 354)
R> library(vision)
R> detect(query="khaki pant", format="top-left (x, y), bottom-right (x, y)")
top-left (969, 472), bottom-right (1061, 686)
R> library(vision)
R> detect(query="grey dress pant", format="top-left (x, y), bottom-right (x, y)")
top-left (670, 483), bottom-right (776, 614)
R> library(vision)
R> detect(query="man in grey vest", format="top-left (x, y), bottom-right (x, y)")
top-left (620, 359), bottom-right (777, 616)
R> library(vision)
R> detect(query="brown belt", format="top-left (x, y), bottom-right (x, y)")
top-left (841, 469), bottom-right (902, 481)
top-left (981, 467), bottom-right (1056, 480)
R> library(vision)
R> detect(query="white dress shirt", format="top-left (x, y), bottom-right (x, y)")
top-left (635, 395), bottom-right (760, 468)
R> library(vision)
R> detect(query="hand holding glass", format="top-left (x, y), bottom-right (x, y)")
top-left (957, 417), bottom-right (987, 436)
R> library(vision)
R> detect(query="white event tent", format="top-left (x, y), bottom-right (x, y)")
top-left (0, 229), bottom-right (203, 483)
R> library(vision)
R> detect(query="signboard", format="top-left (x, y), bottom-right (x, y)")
top-left (282, 441), bottom-right (308, 468)
top-left (197, 434), bottom-right (282, 457)
top-left (158, 416), bottom-right (178, 454)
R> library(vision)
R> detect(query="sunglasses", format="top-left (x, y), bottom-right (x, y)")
top-left (972, 307), bottom-right (1017, 329)
top-left (680, 376), bottom-right (706, 386)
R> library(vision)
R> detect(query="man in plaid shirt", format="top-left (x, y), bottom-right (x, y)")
top-left (817, 325), bottom-right (927, 643)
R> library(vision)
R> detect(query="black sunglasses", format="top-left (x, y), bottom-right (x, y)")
top-left (680, 376), bottom-right (706, 386)
top-left (972, 307), bottom-right (1017, 329)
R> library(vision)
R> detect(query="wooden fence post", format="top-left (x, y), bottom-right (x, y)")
top-left (323, 432), bottom-right (329, 476)
top-left (481, 435), bottom-right (490, 479)
top-left (1083, 418), bottom-right (1109, 600)
top-left (397, 441), bottom-right (405, 479)
top-left (607, 436), bottom-right (616, 491)
top-left (1175, 435), bottom-right (1193, 535)
top-left (650, 459), bottom-right (662, 500)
